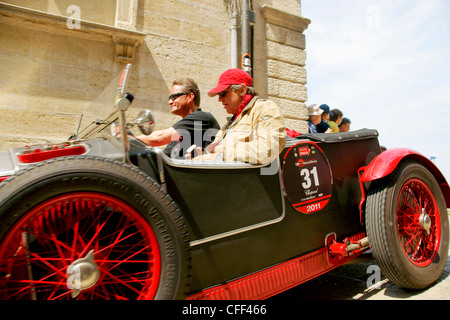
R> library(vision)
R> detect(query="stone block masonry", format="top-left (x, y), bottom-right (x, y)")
top-left (0, 0), bottom-right (311, 149)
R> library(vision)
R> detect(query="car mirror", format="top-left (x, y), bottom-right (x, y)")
top-left (135, 109), bottom-right (155, 135)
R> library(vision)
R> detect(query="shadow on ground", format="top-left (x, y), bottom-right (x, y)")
top-left (269, 252), bottom-right (450, 300)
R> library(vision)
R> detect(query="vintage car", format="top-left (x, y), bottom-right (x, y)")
top-left (0, 64), bottom-right (448, 300)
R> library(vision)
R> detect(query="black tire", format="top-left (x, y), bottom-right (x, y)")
top-left (0, 156), bottom-right (191, 300)
top-left (366, 159), bottom-right (449, 289)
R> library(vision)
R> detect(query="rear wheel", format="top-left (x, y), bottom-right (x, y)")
top-left (366, 160), bottom-right (449, 289)
top-left (0, 156), bottom-right (191, 300)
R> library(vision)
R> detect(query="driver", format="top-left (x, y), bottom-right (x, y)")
top-left (137, 78), bottom-right (220, 159)
top-left (193, 68), bottom-right (286, 165)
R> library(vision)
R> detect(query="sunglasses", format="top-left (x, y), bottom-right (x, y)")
top-left (168, 92), bottom-right (189, 101)
top-left (218, 87), bottom-right (231, 98)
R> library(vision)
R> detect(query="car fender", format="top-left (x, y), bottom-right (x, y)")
top-left (360, 148), bottom-right (450, 207)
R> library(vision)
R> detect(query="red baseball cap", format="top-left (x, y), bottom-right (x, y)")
top-left (208, 68), bottom-right (253, 97)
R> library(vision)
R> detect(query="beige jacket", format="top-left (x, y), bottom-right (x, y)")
top-left (210, 96), bottom-right (286, 165)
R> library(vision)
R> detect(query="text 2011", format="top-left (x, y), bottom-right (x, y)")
top-left (306, 202), bottom-right (321, 213)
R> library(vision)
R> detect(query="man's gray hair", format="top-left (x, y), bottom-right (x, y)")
top-left (231, 84), bottom-right (259, 96)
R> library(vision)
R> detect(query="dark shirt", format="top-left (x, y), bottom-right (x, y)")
top-left (316, 120), bottom-right (330, 133)
top-left (164, 108), bottom-right (220, 158)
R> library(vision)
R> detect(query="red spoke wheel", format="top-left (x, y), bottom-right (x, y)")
top-left (0, 156), bottom-right (191, 300)
top-left (396, 179), bottom-right (441, 267)
top-left (366, 160), bottom-right (449, 289)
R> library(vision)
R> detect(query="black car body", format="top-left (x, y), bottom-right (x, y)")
top-left (0, 65), bottom-right (448, 300)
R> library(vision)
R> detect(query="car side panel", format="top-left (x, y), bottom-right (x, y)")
top-left (163, 165), bottom-right (284, 241)
top-left (160, 135), bottom-right (381, 293)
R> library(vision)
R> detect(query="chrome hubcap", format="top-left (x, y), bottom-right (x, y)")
top-left (67, 250), bottom-right (100, 298)
top-left (419, 208), bottom-right (431, 236)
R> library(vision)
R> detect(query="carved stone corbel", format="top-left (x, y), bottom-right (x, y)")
top-left (113, 35), bottom-right (143, 63)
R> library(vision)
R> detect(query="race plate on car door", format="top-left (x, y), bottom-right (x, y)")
top-left (281, 141), bottom-right (333, 214)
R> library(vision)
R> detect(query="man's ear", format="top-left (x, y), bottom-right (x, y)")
top-left (239, 84), bottom-right (248, 96)
top-left (187, 92), bottom-right (195, 103)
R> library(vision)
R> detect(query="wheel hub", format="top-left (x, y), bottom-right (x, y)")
top-left (419, 208), bottom-right (431, 236)
top-left (67, 250), bottom-right (100, 298)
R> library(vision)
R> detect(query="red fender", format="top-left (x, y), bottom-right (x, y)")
top-left (360, 148), bottom-right (450, 207)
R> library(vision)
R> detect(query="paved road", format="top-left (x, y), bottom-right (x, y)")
top-left (269, 252), bottom-right (449, 300)
top-left (270, 226), bottom-right (450, 300)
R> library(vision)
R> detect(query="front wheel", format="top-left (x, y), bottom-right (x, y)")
top-left (0, 156), bottom-right (191, 300)
top-left (366, 160), bottom-right (449, 289)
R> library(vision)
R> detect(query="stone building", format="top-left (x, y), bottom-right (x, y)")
top-left (0, 0), bottom-right (310, 149)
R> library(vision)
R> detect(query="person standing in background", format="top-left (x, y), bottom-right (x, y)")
top-left (328, 108), bottom-right (343, 133)
top-left (316, 104), bottom-right (333, 133)
top-left (307, 104), bottom-right (323, 134)
top-left (339, 117), bottom-right (351, 132)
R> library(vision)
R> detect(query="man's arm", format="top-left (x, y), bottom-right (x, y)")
top-left (136, 127), bottom-right (181, 146)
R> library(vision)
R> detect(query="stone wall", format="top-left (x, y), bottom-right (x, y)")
top-left (262, 5), bottom-right (310, 133)
top-left (0, 0), bottom-right (310, 149)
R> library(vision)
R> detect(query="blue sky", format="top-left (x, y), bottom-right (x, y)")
top-left (301, 0), bottom-right (450, 182)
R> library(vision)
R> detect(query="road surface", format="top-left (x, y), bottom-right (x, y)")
top-left (269, 249), bottom-right (449, 300)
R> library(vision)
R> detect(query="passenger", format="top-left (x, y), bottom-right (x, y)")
top-left (307, 104), bottom-right (323, 134)
top-left (137, 78), bottom-right (220, 159)
top-left (328, 108), bottom-right (343, 133)
top-left (193, 68), bottom-right (286, 165)
top-left (339, 117), bottom-right (351, 132)
top-left (316, 104), bottom-right (333, 133)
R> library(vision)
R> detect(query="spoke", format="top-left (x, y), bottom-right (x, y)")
top-left (7, 279), bottom-right (66, 286)
top-left (48, 289), bottom-right (71, 300)
top-left (403, 229), bottom-right (421, 247)
top-left (71, 207), bottom-right (80, 262)
top-left (48, 230), bottom-right (69, 269)
top-left (107, 242), bottom-right (153, 272)
top-left (400, 190), bottom-right (419, 214)
top-left (95, 219), bottom-right (136, 263)
top-left (412, 241), bottom-right (422, 259)
top-left (101, 268), bottom-right (146, 297)
top-left (96, 230), bottom-right (148, 261)
top-left (1, 277), bottom-right (68, 300)
top-left (78, 207), bottom-right (115, 258)
top-left (24, 251), bottom-right (66, 279)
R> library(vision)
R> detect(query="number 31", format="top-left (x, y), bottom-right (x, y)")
top-left (300, 167), bottom-right (319, 189)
